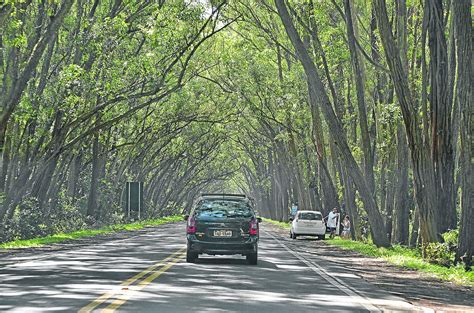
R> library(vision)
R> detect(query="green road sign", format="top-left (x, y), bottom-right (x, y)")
top-left (124, 182), bottom-right (144, 219)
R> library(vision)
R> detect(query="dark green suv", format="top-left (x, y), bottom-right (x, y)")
top-left (184, 194), bottom-right (261, 265)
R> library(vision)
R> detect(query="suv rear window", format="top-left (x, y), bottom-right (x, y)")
top-left (298, 212), bottom-right (322, 220)
top-left (195, 200), bottom-right (253, 218)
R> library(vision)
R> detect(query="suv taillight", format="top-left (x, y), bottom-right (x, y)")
top-left (249, 219), bottom-right (258, 235)
top-left (187, 216), bottom-right (196, 234)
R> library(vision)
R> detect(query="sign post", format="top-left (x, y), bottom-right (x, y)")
top-left (124, 182), bottom-right (144, 220)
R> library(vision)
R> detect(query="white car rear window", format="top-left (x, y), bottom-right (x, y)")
top-left (298, 212), bottom-right (322, 220)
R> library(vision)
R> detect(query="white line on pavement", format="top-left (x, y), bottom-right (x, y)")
top-left (265, 230), bottom-right (381, 313)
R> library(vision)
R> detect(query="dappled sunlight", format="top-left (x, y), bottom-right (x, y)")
top-left (0, 224), bottom-right (187, 312)
top-left (1, 224), bottom-right (470, 312)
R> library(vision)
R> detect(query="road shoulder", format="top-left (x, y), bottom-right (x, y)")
top-left (0, 222), bottom-right (184, 265)
top-left (265, 222), bottom-right (474, 312)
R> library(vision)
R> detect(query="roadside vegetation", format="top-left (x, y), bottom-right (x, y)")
top-left (263, 218), bottom-right (291, 230)
top-left (327, 238), bottom-right (474, 287)
top-left (0, 215), bottom-right (182, 249)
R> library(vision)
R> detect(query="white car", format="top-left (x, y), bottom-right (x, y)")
top-left (290, 210), bottom-right (326, 240)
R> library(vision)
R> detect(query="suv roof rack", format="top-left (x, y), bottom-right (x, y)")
top-left (200, 193), bottom-right (247, 198)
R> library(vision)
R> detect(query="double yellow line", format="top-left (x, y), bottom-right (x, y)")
top-left (79, 247), bottom-right (186, 313)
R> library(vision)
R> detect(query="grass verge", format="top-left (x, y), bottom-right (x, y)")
top-left (262, 218), bottom-right (290, 229)
top-left (264, 218), bottom-right (473, 286)
top-left (0, 215), bottom-right (183, 249)
top-left (326, 238), bottom-right (474, 286)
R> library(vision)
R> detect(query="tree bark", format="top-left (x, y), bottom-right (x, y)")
top-left (87, 132), bottom-right (101, 218)
top-left (426, 0), bottom-right (456, 233)
top-left (410, 205), bottom-right (420, 248)
top-left (67, 151), bottom-right (82, 201)
top-left (393, 125), bottom-right (410, 245)
top-left (453, 0), bottom-right (473, 266)
top-left (343, 0), bottom-right (375, 195)
top-left (308, 79), bottom-right (339, 214)
top-left (0, 125), bottom-right (10, 193)
top-left (392, 0), bottom-right (410, 246)
top-left (373, 0), bottom-right (440, 246)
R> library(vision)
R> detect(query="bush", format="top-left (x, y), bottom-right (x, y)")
top-left (12, 197), bottom-right (50, 240)
top-left (423, 230), bottom-right (459, 267)
top-left (0, 222), bottom-right (16, 243)
top-left (97, 204), bottom-right (124, 226)
top-left (425, 242), bottom-right (454, 267)
top-left (48, 197), bottom-right (87, 233)
top-left (442, 229), bottom-right (458, 249)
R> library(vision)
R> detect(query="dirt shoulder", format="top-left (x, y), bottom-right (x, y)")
top-left (265, 222), bottom-right (474, 312)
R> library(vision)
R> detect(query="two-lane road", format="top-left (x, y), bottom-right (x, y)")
top-left (0, 223), bottom-right (424, 312)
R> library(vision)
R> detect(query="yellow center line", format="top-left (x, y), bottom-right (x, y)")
top-left (100, 251), bottom-right (186, 313)
top-left (78, 247), bottom-right (186, 313)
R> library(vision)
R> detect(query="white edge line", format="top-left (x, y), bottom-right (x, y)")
top-left (265, 230), bottom-right (381, 313)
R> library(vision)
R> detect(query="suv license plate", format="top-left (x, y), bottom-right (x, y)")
top-left (213, 230), bottom-right (232, 237)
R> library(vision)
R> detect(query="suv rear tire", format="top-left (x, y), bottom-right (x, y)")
top-left (246, 251), bottom-right (258, 265)
top-left (186, 250), bottom-right (198, 263)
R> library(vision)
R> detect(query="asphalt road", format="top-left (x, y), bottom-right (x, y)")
top-left (0, 222), bottom-right (426, 312)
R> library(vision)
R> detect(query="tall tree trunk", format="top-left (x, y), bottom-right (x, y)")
top-left (393, 125), bottom-right (410, 245)
top-left (0, 126), bottom-right (10, 193)
top-left (87, 132), bottom-right (101, 218)
top-left (343, 0), bottom-right (375, 195)
top-left (303, 144), bottom-right (322, 212)
top-left (410, 205), bottom-right (420, 248)
top-left (392, 0), bottom-right (410, 246)
top-left (427, 0), bottom-right (456, 233)
top-left (308, 79), bottom-right (339, 214)
top-left (374, 0), bottom-right (440, 247)
top-left (453, 0), bottom-right (473, 266)
top-left (341, 165), bottom-right (359, 240)
top-left (287, 126), bottom-right (310, 211)
top-left (385, 152), bottom-right (396, 243)
top-left (67, 151), bottom-right (82, 201)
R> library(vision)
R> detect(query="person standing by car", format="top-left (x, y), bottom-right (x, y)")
top-left (325, 208), bottom-right (339, 239)
top-left (341, 215), bottom-right (351, 239)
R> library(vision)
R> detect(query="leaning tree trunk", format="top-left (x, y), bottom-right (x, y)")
top-left (343, 0), bottom-right (375, 195)
top-left (453, 0), bottom-right (473, 266)
top-left (391, 0), bottom-right (410, 246)
top-left (87, 131), bottom-right (101, 218)
top-left (341, 165), bottom-right (359, 240)
top-left (0, 0), bottom-right (75, 157)
top-left (426, 0), bottom-right (456, 234)
top-left (0, 125), bottom-right (10, 194)
top-left (275, 0), bottom-right (389, 247)
top-left (374, 0), bottom-right (440, 247)
top-left (393, 125), bottom-right (410, 245)
top-left (308, 80), bottom-right (339, 214)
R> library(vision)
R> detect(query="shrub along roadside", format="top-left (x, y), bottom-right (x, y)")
top-left (263, 219), bottom-right (473, 287)
top-left (0, 215), bottom-right (183, 249)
